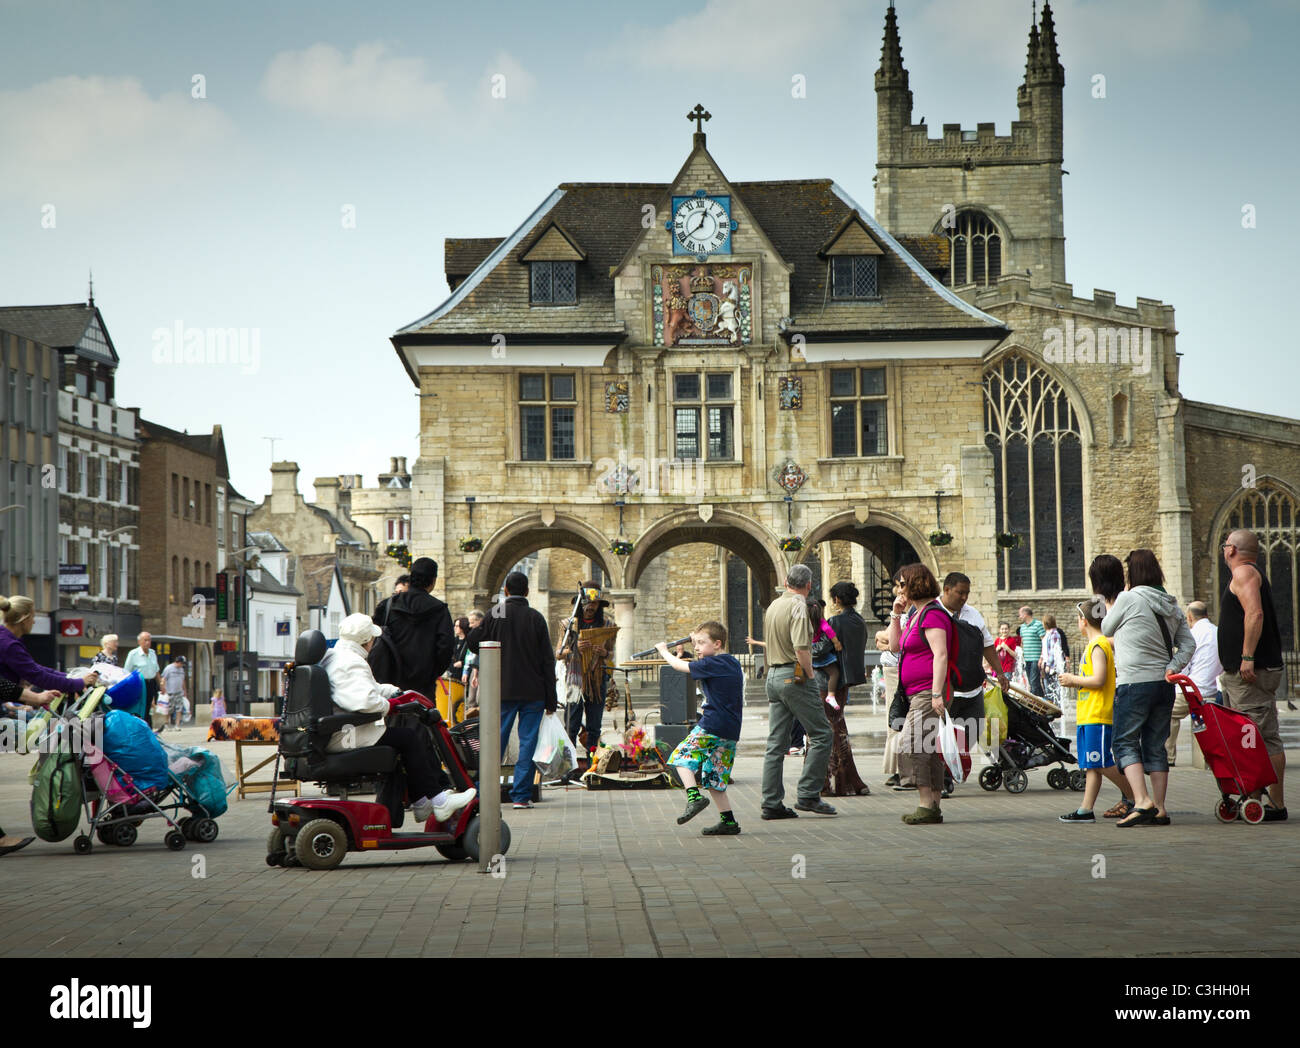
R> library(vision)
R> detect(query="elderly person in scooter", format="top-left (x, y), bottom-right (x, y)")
top-left (321, 613), bottom-right (475, 824)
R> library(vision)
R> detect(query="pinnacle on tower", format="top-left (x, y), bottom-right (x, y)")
top-left (1029, 0), bottom-right (1065, 85)
top-left (875, 3), bottom-right (909, 90)
top-left (1024, 5), bottom-right (1041, 82)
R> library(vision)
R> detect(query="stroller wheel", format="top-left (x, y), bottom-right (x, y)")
top-left (1241, 799), bottom-right (1266, 824)
top-left (1068, 770), bottom-right (1087, 792)
top-left (1214, 798), bottom-right (1239, 823)
top-left (191, 818), bottom-right (219, 844)
top-left (113, 823), bottom-right (138, 847)
top-left (96, 827), bottom-right (116, 846)
top-left (73, 835), bottom-right (93, 855)
top-left (164, 830), bottom-right (186, 851)
top-left (1004, 770), bottom-right (1029, 794)
top-left (1046, 768), bottom-right (1069, 790)
top-left (978, 766), bottom-right (1002, 791)
top-left (178, 817), bottom-right (194, 839)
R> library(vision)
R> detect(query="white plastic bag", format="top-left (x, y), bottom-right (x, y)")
top-left (533, 711), bottom-right (578, 782)
top-left (938, 712), bottom-right (965, 784)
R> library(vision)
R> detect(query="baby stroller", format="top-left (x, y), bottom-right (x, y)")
top-left (978, 684), bottom-right (1083, 794)
top-left (1168, 673), bottom-right (1278, 824)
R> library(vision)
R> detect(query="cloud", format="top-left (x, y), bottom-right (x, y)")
top-left (261, 42), bottom-right (449, 122)
top-left (0, 75), bottom-right (236, 204)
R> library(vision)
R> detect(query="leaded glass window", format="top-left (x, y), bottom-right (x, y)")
top-left (518, 372), bottom-right (576, 461)
top-left (673, 371), bottom-right (735, 461)
top-left (1216, 483), bottom-right (1300, 651)
top-left (529, 261), bottom-right (577, 304)
top-left (828, 367), bottom-right (889, 458)
top-left (831, 256), bottom-right (879, 300)
top-left (947, 211), bottom-right (1002, 288)
top-left (983, 354), bottom-right (1084, 591)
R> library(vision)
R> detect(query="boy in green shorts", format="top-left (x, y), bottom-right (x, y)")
top-left (656, 622), bottom-right (744, 836)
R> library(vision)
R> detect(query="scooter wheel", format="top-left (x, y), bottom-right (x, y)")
top-left (191, 818), bottom-right (219, 844)
top-left (1214, 799), bottom-right (1238, 823)
top-left (1046, 768), bottom-right (1068, 790)
top-left (164, 830), bottom-right (186, 851)
top-left (294, 818), bottom-right (348, 870)
top-left (1004, 770), bottom-right (1028, 794)
top-left (461, 816), bottom-right (512, 864)
top-left (978, 767), bottom-right (1002, 791)
top-left (1069, 770), bottom-right (1087, 792)
top-left (435, 843), bottom-right (469, 861)
top-left (1241, 799), bottom-right (1266, 824)
top-left (267, 827), bottom-right (287, 866)
top-left (73, 835), bottom-right (93, 855)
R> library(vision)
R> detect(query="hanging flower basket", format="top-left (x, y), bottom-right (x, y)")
top-left (384, 543), bottom-right (412, 568)
top-left (457, 536), bottom-right (483, 553)
top-left (996, 531), bottom-right (1022, 550)
top-left (779, 536), bottom-right (804, 552)
top-left (609, 539), bottom-right (634, 556)
top-left (928, 530), bottom-right (953, 547)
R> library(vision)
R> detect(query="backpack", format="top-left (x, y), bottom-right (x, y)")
top-left (946, 608), bottom-right (988, 692)
top-left (31, 730), bottom-right (84, 842)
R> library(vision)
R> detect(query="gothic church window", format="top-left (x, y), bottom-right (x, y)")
top-left (947, 211), bottom-right (1002, 288)
top-left (1217, 482), bottom-right (1299, 652)
top-left (983, 354), bottom-right (1084, 591)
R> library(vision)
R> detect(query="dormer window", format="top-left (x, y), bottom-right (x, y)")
top-left (529, 261), bottom-right (576, 304)
top-left (831, 256), bottom-right (879, 301)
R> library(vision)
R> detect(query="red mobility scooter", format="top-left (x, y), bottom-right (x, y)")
top-left (266, 630), bottom-right (510, 870)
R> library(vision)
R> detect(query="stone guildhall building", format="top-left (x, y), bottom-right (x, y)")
top-left (390, 3), bottom-right (1300, 670)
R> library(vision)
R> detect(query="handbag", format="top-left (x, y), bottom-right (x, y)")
top-left (937, 712), bottom-right (966, 784)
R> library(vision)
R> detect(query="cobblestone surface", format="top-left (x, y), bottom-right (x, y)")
top-left (1, 705), bottom-right (1295, 958)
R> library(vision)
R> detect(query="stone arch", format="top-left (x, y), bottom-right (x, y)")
top-left (983, 342), bottom-right (1096, 448)
top-left (800, 509), bottom-right (935, 576)
top-left (929, 201), bottom-right (1014, 241)
top-left (1207, 476), bottom-right (1300, 640)
top-left (472, 513), bottom-right (622, 594)
top-left (623, 508), bottom-right (783, 600)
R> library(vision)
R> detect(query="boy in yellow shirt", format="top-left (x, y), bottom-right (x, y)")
top-left (1057, 601), bottom-right (1133, 822)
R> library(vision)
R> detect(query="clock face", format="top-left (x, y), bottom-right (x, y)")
top-left (672, 196), bottom-right (730, 257)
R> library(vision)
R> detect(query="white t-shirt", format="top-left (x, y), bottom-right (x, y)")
top-left (1186, 618), bottom-right (1224, 695)
top-left (950, 602), bottom-right (995, 699)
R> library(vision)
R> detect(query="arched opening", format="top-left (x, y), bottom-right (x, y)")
top-left (1213, 480), bottom-right (1299, 652)
top-left (938, 209), bottom-right (1003, 288)
top-left (799, 514), bottom-right (926, 629)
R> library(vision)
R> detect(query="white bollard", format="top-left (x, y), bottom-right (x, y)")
top-left (476, 641), bottom-right (501, 874)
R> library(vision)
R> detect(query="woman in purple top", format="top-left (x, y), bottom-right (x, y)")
top-left (886, 564), bottom-right (954, 825)
top-left (0, 596), bottom-right (97, 695)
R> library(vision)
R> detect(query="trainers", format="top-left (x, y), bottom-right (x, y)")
top-left (1059, 810), bottom-right (1096, 822)
top-left (701, 820), bottom-right (741, 836)
top-left (677, 795), bottom-right (710, 825)
top-left (891, 783), bottom-right (918, 792)
top-left (511, 800), bottom-right (534, 810)
top-left (794, 799), bottom-right (837, 816)
top-left (432, 787), bottom-right (478, 822)
top-left (884, 774), bottom-right (900, 787)
top-left (901, 806), bottom-right (943, 825)
top-left (1263, 806), bottom-right (1288, 822)
top-left (760, 805), bottom-right (799, 820)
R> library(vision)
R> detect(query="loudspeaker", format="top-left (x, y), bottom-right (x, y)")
top-left (654, 722), bottom-right (692, 754)
top-left (659, 666), bottom-right (692, 723)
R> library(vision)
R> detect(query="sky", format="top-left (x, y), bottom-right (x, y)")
top-left (2, 0), bottom-right (1296, 503)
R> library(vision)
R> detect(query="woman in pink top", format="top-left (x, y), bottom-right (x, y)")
top-left (886, 563), bottom-right (954, 824)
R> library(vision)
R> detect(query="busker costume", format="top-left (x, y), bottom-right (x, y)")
top-left (557, 582), bottom-right (618, 758)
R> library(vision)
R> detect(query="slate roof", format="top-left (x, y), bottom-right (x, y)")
top-left (401, 173), bottom-right (999, 349)
top-left (0, 303), bottom-right (118, 362)
top-left (247, 531), bottom-right (290, 552)
top-left (247, 569), bottom-right (301, 597)
top-left (298, 553), bottom-right (342, 608)
top-left (309, 505), bottom-right (372, 548)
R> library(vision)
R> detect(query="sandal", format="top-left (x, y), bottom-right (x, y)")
top-left (1103, 798), bottom-right (1134, 819)
top-left (1116, 807), bottom-right (1156, 828)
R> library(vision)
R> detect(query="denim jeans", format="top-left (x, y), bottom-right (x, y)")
top-left (501, 700), bottom-right (545, 804)
top-left (1112, 680), bottom-right (1175, 773)
top-left (1025, 662), bottom-right (1043, 698)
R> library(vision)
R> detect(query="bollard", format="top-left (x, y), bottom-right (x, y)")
top-left (476, 641), bottom-right (502, 874)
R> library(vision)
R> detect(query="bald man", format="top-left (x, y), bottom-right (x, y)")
top-left (1218, 529), bottom-right (1286, 819)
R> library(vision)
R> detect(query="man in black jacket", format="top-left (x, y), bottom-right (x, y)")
top-left (367, 558), bottom-right (454, 699)
top-left (465, 571), bottom-right (555, 809)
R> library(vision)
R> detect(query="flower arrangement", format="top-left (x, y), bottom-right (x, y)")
top-left (619, 726), bottom-right (650, 763)
top-left (779, 536), bottom-right (803, 552)
top-left (928, 529), bottom-right (953, 547)
top-left (457, 536), bottom-right (483, 553)
top-left (384, 543), bottom-right (412, 568)
top-left (996, 532), bottom-right (1022, 549)
top-left (609, 538), bottom-right (634, 556)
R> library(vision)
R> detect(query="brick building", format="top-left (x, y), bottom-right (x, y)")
top-left (391, 3), bottom-right (1299, 665)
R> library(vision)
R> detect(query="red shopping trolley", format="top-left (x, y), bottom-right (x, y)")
top-left (1169, 674), bottom-right (1278, 824)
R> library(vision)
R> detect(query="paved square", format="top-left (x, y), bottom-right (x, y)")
top-left (2, 705), bottom-right (1295, 958)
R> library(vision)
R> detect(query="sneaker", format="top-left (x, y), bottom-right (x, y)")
top-left (787, 746), bottom-right (802, 756)
top-left (902, 806), bottom-right (943, 825)
top-left (760, 805), bottom-right (799, 820)
top-left (884, 774), bottom-right (901, 787)
top-left (432, 787), bottom-right (478, 822)
top-left (891, 783), bottom-right (918, 792)
top-left (1059, 810), bottom-right (1096, 822)
top-left (511, 800), bottom-right (534, 810)
top-left (1263, 806), bottom-right (1289, 822)
top-left (677, 795), bottom-right (710, 825)
top-left (794, 799), bottom-right (837, 816)
top-left (701, 820), bottom-right (741, 836)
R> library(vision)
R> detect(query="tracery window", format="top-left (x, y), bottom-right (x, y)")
top-left (983, 354), bottom-right (1085, 591)
top-left (948, 211), bottom-right (1002, 288)
top-left (1216, 482), bottom-right (1299, 652)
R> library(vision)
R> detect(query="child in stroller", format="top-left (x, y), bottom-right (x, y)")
top-left (977, 684), bottom-right (1083, 794)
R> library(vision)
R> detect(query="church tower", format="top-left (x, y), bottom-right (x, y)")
top-left (874, 2), bottom-right (1067, 289)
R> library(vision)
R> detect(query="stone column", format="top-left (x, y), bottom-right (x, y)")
top-left (1156, 396), bottom-right (1196, 602)
top-left (960, 443), bottom-right (999, 605)
top-left (610, 589), bottom-right (637, 668)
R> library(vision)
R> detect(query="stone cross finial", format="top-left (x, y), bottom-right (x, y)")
top-left (687, 104), bottom-right (711, 134)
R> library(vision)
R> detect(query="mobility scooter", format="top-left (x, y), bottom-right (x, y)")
top-left (266, 630), bottom-right (510, 871)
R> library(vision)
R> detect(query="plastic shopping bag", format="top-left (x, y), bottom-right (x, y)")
top-left (982, 684), bottom-right (1009, 750)
top-left (533, 712), bottom-right (578, 782)
top-left (937, 712), bottom-right (966, 784)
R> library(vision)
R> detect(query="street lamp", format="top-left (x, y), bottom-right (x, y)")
top-left (230, 544), bottom-right (261, 711)
top-left (99, 525), bottom-right (136, 636)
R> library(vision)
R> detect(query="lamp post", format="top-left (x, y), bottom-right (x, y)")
top-left (99, 525), bottom-right (136, 637)
top-left (230, 544), bottom-right (260, 712)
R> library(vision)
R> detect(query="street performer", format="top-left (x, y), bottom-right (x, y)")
top-left (557, 581), bottom-right (617, 760)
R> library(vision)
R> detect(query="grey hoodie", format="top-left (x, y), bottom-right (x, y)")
top-left (1101, 586), bottom-right (1196, 686)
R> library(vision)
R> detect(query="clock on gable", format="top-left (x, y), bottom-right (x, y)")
top-left (667, 190), bottom-right (737, 260)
